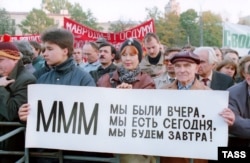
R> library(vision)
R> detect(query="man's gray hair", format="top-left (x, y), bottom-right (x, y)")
top-left (193, 46), bottom-right (218, 64)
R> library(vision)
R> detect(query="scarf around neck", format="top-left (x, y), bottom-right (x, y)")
top-left (117, 66), bottom-right (140, 83)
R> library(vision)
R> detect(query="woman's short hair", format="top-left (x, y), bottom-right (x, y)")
top-left (216, 58), bottom-right (237, 79)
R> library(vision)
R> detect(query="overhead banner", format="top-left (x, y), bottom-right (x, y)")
top-left (223, 22), bottom-right (250, 56)
top-left (64, 17), bottom-right (155, 48)
top-left (0, 34), bottom-right (40, 42)
top-left (1, 18), bottom-right (154, 48)
top-left (26, 84), bottom-right (229, 160)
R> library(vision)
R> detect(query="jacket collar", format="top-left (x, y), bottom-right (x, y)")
top-left (52, 57), bottom-right (75, 74)
top-left (9, 60), bottom-right (24, 80)
top-left (167, 78), bottom-right (210, 90)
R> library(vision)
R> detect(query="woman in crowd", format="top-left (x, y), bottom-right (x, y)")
top-left (97, 38), bottom-right (156, 163)
top-left (97, 38), bottom-right (155, 89)
top-left (216, 58), bottom-right (237, 81)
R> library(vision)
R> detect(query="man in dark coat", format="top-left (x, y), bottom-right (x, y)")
top-left (227, 55), bottom-right (250, 146)
top-left (0, 34), bottom-right (36, 162)
top-left (194, 46), bottom-right (234, 90)
top-left (90, 42), bottom-right (117, 83)
top-left (18, 28), bottom-right (95, 162)
top-left (0, 35), bottom-right (36, 121)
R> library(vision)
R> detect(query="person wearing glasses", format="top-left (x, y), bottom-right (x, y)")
top-left (154, 47), bottom-right (181, 88)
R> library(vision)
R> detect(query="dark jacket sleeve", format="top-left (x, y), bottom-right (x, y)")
top-left (80, 71), bottom-right (96, 86)
top-left (0, 76), bottom-right (36, 121)
top-left (228, 83), bottom-right (250, 138)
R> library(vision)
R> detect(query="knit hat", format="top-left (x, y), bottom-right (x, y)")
top-left (0, 34), bottom-right (21, 60)
top-left (120, 38), bottom-right (143, 62)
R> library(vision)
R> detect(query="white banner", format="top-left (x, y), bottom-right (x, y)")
top-left (223, 22), bottom-right (250, 56)
top-left (26, 84), bottom-right (229, 160)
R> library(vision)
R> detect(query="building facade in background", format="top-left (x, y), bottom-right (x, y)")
top-left (8, 0), bottom-right (180, 35)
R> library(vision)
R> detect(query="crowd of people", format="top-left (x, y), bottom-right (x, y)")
top-left (0, 28), bottom-right (249, 163)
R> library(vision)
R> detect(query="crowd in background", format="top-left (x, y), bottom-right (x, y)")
top-left (0, 28), bottom-right (249, 163)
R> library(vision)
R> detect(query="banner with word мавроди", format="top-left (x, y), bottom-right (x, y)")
top-left (0, 18), bottom-right (155, 49)
top-left (64, 17), bottom-right (155, 48)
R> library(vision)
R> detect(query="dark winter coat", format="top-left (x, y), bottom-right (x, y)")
top-left (37, 57), bottom-right (95, 86)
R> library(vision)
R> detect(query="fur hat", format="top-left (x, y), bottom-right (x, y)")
top-left (120, 38), bottom-right (143, 62)
top-left (170, 51), bottom-right (200, 64)
top-left (0, 34), bottom-right (21, 60)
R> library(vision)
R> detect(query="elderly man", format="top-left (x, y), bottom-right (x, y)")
top-left (160, 51), bottom-right (235, 163)
top-left (193, 46), bottom-right (234, 90)
top-left (161, 51), bottom-right (208, 90)
top-left (82, 42), bottom-right (101, 73)
top-left (0, 34), bottom-right (36, 162)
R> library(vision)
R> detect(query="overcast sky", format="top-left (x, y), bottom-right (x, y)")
top-left (1, 0), bottom-right (249, 23)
